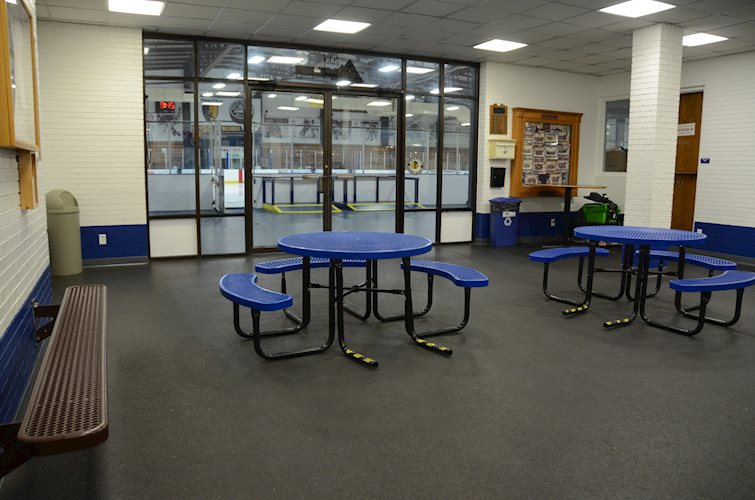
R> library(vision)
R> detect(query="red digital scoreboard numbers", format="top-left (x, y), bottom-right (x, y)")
top-left (156, 101), bottom-right (176, 112)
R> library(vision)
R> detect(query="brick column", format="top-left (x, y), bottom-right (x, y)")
top-left (624, 23), bottom-right (683, 227)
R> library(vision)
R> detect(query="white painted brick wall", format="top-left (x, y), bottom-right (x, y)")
top-left (0, 0), bottom-right (49, 339)
top-left (598, 44), bottom-right (755, 229)
top-left (37, 21), bottom-right (145, 227)
top-left (624, 24), bottom-right (682, 228)
top-left (477, 62), bottom-right (603, 214)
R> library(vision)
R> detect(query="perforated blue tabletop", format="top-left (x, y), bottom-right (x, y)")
top-left (573, 226), bottom-right (707, 246)
top-left (278, 231), bottom-right (433, 260)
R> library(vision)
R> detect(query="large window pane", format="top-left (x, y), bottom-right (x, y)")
top-left (442, 98), bottom-right (473, 208)
top-left (198, 41), bottom-right (244, 79)
top-left (444, 64), bottom-right (477, 97)
top-left (406, 60), bottom-right (439, 94)
top-left (405, 95), bottom-right (438, 241)
top-left (604, 99), bottom-right (629, 172)
top-left (144, 38), bottom-right (195, 78)
top-left (247, 46), bottom-right (401, 89)
top-left (145, 80), bottom-right (196, 215)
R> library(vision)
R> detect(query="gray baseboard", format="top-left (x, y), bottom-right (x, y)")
top-left (83, 256), bottom-right (148, 268)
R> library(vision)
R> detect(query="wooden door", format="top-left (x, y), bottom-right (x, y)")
top-left (671, 92), bottom-right (703, 230)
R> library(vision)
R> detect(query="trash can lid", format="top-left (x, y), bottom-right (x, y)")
top-left (489, 197), bottom-right (521, 204)
top-left (46, 189), bottom-right (79, 214)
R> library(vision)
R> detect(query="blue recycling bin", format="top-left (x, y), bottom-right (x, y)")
top-left (489, 197), bottom-right (522, 247)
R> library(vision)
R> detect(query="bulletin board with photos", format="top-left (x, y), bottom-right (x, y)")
top-left (510, 108), bottom-right (582, 198)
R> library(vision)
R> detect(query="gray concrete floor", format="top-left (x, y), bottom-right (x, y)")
top-left (2, 244), bottom-right (754, 499)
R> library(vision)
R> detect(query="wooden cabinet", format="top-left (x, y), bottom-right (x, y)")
top-left (510, 108), bottom-right (582, 198)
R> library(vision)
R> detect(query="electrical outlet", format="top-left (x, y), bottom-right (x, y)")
top-left (550, 218), bottom-right (556, 227)
top-left (696, 228), bottom-right (703, 234)
top-left (98, 233), bottom-right (107, 246)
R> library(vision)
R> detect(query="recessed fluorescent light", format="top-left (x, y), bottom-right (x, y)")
top-left (405, 113), bottom-right (414, 117)
top-left (682, 33), bottom-right (728, 46)
top-left (202, 101), bottom-right (223, 106)
top-left (215, 91), bottom-right (241, 97)
top-left (367, 101), bottom-right (392, 107)
top-left (278, 106), bottom-right (299, 111)
top-left (226, 72), bottom-right (242, 80)
top-left (247, 77), bottom-right (270, 81)
top-left (461, 122), bottom-right (471, 127)
top-left (314, 19), bottom-right (371, 34)
top-left (446, 106), bottom-right (460, 111)
top-left (248, 56), bottom-right (265, 64)
top-left (336, 79), bottom-right (352, 86)
top-left (144, 47), bottom-right (149, 55)
top-left (473, 39), bottom-right (527, 52)
top-left (430, 87), bottom-right (463, 94)
top-left (406, 66), bottom-right (434, 74)
top-left (201, 92), bottom-right (214, 97)
top-left (405, 95), bottom-right (415, 101)
top-left (305, 98), bottom-right (324, 104)
top-left (379, 64), bottom-right (400, 72)
top-left (351, 83), bottom-right (378, 88)
top-left (267, 93), bottom-right (277, 99)
top-left (411, 144), bottom-right (422, 147)
top-left (267, 56), bottom-right (305, 64)
top-left (599, 0), bottom-right (675, 18)
top-left (108, 0), bottom-right (164, 16)
top-left (295, 95), bottom-right (308, 101)
top-left (212, 83), bottom-right (226, 89)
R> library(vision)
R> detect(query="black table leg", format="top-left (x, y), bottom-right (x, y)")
top-left (562, 240), bottom-right (596, 315)
top-left (605, 244), bottom-right (648, 328)
top-left (333, 259), bottom-right (378, 367)
top-left (401, 257), bottom-right (453, 356)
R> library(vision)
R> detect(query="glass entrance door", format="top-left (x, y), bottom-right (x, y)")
top-left (251, 90), bottom-right (326, 248)
top-left (330, 94), bottom-right (398, 233)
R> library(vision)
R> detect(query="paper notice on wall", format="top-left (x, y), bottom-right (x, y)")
top-left (678, 123), bottom-right (695, 136)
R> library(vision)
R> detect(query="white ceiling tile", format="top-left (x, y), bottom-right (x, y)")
top-left (351, 0), bottom-right (415, 10)
top-left (47, 6), bottom-right (106, 22)
top-left (267, 14), bottom-right (323, 27)
top-left (159, 17), bottom-right (212, 30)
top-left (604, 47), bottom-right (632, 58)
top-left (169, 0), bottom-right (228, 5)
top-left (216, 9), bottom-right (275, 25)
top-left (402, 0), bottom-right (465, 17)
top-left (521, 3), bottom-right (589, 22)
top-left (571, 42), bottom-right (620, 54)
top-left (164, 3), bottom-right (220, 20)
top-left (504, 45), bottom-right (553, 57)
top-left (540, 59), bottom-right (580, 70)
top-left (549, 49), bottom-right (586, 60)
top-left (227, 0), bottom-right (288, 13)
top-left (525, 22), bottom-right (586, 37)
top-left (424, 18), bottom-right (480, 33)
top-left (156, 27), bottom-right (206, 36)
top-left (642, 6), bottom-right (709, 24)
top-left (709, 22), bottom-right (755, 38)
top-left (281, 1), bottom-right (344, 18)
top-left (516, 55), bottom-right (559, 67)
top-left (443, 32), bottom-right (490, 46)
top-left (255, 24), bottom-right (311, 37)
top-left (724, 5), bottom-right (755, 21)
top-left (484, 51), bottom-right (530, 63)
top-left (381, 12), bottom-right (442, 27)
top-left (293, 31), bottom-right (345, 44)
top-left (566, 28), bottom-right (623, 42)
top-left (479, 0), bottom-right (549, 14)
top-left (571, 52), bottom-right (618, 64)
top-left (599, 35), bottom-right (633, 48)
top-left (250, 34), bottom-right (299, 43)
top-left (538, 36), bottom-right (588, 49)
top-left (402, 29), bottom-right (454, 41)
top-left (447, 7), bottom-right (507, 24)
top-left (502, 30), bottom-right (555, 44)
top-left (360, 24), bottom-right (409, 37)
top-left (208, 22), bottom-right (262, 37)
top-left (39, 0), bottom-right (103, 8)
top-left (686, 0), bottom-right (755, 14)
top-left (487, 14), bottom-right (550, 31)
top-left (332, 6), bottom-right (393, 23)
top-left (106, 12), bottom-right (160, 28)
top-left (600, 18), bottom-right (654, 33)
top-left (563, 11), bottom-right (621, 28)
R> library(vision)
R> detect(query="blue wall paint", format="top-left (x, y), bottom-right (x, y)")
top-left (81, 224), bottom-right (148, 259)
top-left (694, 222), bottom-right (755, 258)
top-left (0, 268), bottom-right (51, 423)
top-left (476, 211), bottom-right (575, 240)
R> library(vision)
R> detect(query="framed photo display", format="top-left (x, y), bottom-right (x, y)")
top-left (510, 108), bottom-right (582, 197)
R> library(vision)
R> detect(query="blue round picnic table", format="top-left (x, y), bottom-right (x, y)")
top-left (278, 231), bottom-right (433, 260)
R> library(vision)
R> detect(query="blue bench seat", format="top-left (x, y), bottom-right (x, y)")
top-left (634, 250), bottom-right (736, 271)
top-left (219, 273), bottom-right (292, 311)
top-left (653, 270), bottom-right (755, 336)
top-left (528, 246), bottom-right (609, 263)
top-left (218, 273), bottom-right (330, 360)
top-left (529, 247), bottom-right (610, 307)
top-left (255, 257), bottom-right (366, 274)
top-left (398, 260), bottom-right (489, 339)
top-left (402, 260), bottom-right (489, 288)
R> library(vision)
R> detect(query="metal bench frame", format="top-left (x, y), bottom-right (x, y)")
top-left (0, 285), bottom-right (107, 478)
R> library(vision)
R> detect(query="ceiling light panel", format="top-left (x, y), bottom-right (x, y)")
top-left (248, 56), bottom-right (265, 64)
top-left (215, 91), bottom-right (241, 97)
top-left (682, 33), bottom-right (727, 46)
top-left (367, 101), bottom-right (392, 107)
top-left (267, 56), bottom-right (305, 64)
top-left (599, 0), bottom-right (676, 18)
top-left (108, 0), bottom-right (164, 16)
top-left (473, 39), bottom-right (527, 53)
top-left (314, 19), bottom-right (371, 34)
top-left (278, 106), bottom-right (299, 111)
top-left (406, 66), bottom-right (435, 74)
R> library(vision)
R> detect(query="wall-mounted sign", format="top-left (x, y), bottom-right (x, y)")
top-left (230, 100), bottom-right (244, 123)
top-left (407, 157), bottom-right (424, 174)
top-left (678, 123), bottom-right (695, 136)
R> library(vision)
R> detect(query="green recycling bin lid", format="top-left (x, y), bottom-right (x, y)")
top-left (46, 189), bottom-right (79, 214)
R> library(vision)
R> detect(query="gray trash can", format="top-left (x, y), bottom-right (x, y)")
top-left (46, 189), bottom-right (82, 275)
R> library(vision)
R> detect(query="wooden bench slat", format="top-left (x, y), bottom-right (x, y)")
top-left (18, 285), bottom-right (107, 456)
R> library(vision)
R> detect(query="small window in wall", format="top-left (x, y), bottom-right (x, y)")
top-left (604, 99), bottom-right (629, 172)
